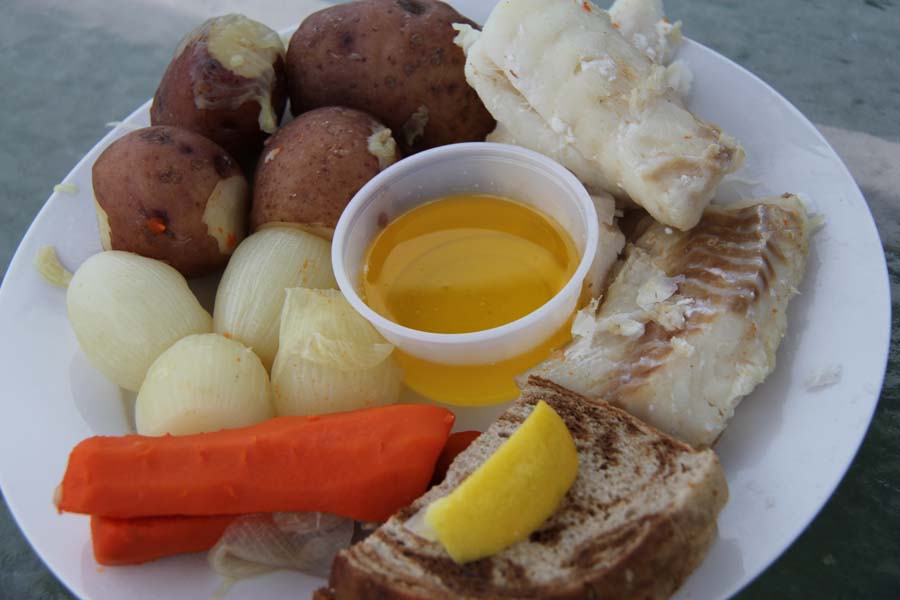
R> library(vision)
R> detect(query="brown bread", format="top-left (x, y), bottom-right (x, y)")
top-left (317, 376), bottom-right (728, 599)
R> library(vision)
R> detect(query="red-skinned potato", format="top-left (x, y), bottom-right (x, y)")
top-left (92, 126), bottom-right (249, 278)
top-left (251, 107), bottom-right (400, 237)
top-left (150, 14), bottom-right (287, 169)
top-left (286, 0), bottom-right (495, 154)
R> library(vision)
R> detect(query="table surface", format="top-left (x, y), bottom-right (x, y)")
top-left (2, 0), bottom-right (898, 598)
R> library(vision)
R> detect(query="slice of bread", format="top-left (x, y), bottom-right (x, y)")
top-left (316, 377), bottom-right (728, 600)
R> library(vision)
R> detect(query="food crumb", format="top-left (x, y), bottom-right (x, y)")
top-left (401, 105), bottom-right (429, 147)
top-left (804, 365), bottom-right (842, 391)
top-left (53, 182), bottom-right (78, 195)
top-left (264, 147), bottom-right (282, 163)
top-left (34, 246), bottom-right (72, 288)
top-left (367, 127), bottom-right (398, 170)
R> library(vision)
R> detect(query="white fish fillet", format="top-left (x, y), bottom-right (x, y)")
top-left (609, 0), bottom-right (682, 64)
top-left (454, 25), bottom-right (625, 295)
top-left (609, 0), bottom-right (693, 96)
top-left (469, 0), bottom-right (694, 203)
top-left (523, 195), bottom-right (811, 447)
top-left (585, 192), bottom-right (627, 296)
top-left (456, 0), bottom-right (744, 231)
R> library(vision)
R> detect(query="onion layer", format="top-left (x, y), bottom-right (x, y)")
top-left (136, 333), bottom-right (273, 436)
top-left (213, 226), bottom-right (336, 369)
top-left (272, 288), bottom-right (401, 416)
top-left (66, 251), bottom-right (212, 391)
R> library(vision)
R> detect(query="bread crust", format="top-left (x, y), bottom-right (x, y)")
top-left (319, 378), bottom-right (728, 599)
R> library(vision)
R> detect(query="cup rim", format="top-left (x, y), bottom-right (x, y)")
top-left (332, 142), bottom-right (600, 348)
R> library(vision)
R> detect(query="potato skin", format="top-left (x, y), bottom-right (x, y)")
top-left (92, 126), bottom-right (249, 278)
top-left (150, 17), bottom-right (287, 170)
top-left (286, 0), bottom-right (494, 153)
top-left (251, 107), bottom-right (400, 233)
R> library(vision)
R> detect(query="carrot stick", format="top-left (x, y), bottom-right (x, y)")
top-left (91, 514), bottom-right (237, 566)
top-left (431, 431), bottom-right (482, 486)
top-left (58, 404), bottom-right (455, 522)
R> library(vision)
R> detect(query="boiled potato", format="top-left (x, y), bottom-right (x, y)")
top-left (251, 106), bottom-right (400, 235)
top-left (91, 126), bottom-right (249, 278)
top-left (150, 14), bottom-right (287, 168)
top-left (286, 0), bottom-right (494, 153)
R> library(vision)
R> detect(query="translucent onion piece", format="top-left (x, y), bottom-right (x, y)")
top-left (213, 227), bottom-right (336, 370)
top-left (135, 333), bottom-right (273, 436)
top-left (272, 289), bottom-right (402, 416)
top-left (281, 288), bottom-right (394, 371)
top-left (34, 246), bottom-right (72, 288)
top-left (66, 251), bottom-right (212, 391)
top-left (209, 512), bottom-right (354, 581)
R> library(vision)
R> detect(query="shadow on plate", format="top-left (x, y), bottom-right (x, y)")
top-left (69, 351), bottom-right (135, 436)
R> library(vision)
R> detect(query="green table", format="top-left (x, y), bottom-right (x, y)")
top-left (1, 0), bottom-right (897, 597)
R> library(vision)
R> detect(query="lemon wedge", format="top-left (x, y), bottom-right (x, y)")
top-left (424, 400), bottom-right (579, 563)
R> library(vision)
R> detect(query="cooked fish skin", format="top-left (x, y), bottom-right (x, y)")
top-left (523, 195), bottom-right (811, 447)
top-left (457, 0), bottom-right (744, 231)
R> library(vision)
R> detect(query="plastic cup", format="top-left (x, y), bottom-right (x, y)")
top-left (333, 142), bottom-right (598, 370)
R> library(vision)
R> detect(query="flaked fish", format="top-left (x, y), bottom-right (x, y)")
top-left (524, 194), bottom-right (812, 447)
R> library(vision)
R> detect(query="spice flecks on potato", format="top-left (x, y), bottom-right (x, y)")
top-left (91, 126), bottom-right (250, 278)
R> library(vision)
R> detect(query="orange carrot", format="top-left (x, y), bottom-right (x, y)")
top-left (58, 404), bottom-right (455, 522)
top-left (431, 430), bottom-right (482, 486)
top-left (91, 514), bottom-right (237, 565)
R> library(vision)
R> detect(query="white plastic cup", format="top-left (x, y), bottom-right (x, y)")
top-left (332, 142), bottom-right (598, 366)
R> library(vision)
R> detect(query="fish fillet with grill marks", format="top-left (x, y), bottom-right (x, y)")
top-left (524, 195), bottom-right (811, 447)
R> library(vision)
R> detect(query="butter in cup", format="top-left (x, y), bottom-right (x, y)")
top-left (332, 143), bottom-right (599, 405)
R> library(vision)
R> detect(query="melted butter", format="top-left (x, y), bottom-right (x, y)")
top-left (396, 318), bottom-right (573, 406)
top-left (362, 194), bottom-right (579, 405)
top-left (364, 194), bottom-right (578, 333)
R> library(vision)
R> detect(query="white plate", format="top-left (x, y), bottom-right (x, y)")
top-left (0, 2), bottom-right (891, 599)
